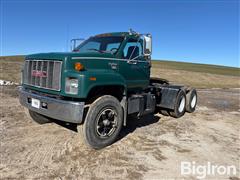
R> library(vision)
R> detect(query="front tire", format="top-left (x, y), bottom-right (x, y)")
top-left (29, 110), bottom-right (51, 124)
top-left (80, 95), bottom-right (123, 149)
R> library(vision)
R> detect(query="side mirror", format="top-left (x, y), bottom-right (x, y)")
top-left (143, 34), bottom-right (152, 56)
top-left (71, 38), bottom-right (85, 51)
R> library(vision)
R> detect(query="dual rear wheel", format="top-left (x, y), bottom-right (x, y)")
top-left (169, 89), bottom-right (186, 118)
top-left (160, 88), bottom-right (197, 118)
top-left (186, 88), bottom-right (197, 113)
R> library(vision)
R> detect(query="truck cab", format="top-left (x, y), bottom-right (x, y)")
top-left (19, 30), bottom-right (197, 149)
top-left (70, 31), bottom-right (152, 93)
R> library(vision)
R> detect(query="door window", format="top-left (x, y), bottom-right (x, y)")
top-left (123, 40), bottom-right (143, 59)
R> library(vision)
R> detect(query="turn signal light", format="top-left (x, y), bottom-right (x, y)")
top-left (89, 77), bottom-right (96, 81)
top-left (75, 62), bottom-right (84, 71)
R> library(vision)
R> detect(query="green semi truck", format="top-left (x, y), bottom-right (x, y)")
top-left (18, 30), bottom-right (197, 149)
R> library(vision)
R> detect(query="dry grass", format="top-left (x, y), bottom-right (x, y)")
top-left (0, 56), bottom-right (239, 88)
top-left (151, 68), bottom-right (240, 88)
top-left (152, 60), bottom-right (240, 77)
top-left (0, 56), bottom-right (24, 83)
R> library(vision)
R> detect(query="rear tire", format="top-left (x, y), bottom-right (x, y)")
top-left (169, 90), bottom-right (186, 118)
top-left (159, 109), bottom-right (169, 116)
top-left (80, 95), bottom-right (123, 149)
top-left (186, 88), bottom-right (197, 113)
top-left (29, 110), bottom-right (51, 124)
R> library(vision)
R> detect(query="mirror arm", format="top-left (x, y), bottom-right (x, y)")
top-left (131, 55), bottom-right (142, 60)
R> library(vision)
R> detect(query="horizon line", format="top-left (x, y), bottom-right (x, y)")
top-left (0, 54), bottom-right (239, 69)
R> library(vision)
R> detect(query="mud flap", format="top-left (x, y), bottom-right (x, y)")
top-left (156, 87), bottom-right (180, 110)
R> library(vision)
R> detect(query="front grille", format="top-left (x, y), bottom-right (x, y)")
top-left (23, 60), bottom-right (62, 91)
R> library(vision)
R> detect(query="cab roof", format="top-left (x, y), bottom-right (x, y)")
top-left (94, 32), bottom-right (138, 38)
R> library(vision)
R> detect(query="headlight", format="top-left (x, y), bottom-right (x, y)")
top-left (65, 77), bottom-right (78, 95)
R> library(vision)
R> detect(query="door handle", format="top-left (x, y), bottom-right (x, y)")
top-left (127, 60), bottom-right (137, 64)
top-left (108, 62), bottom-right (118, 70)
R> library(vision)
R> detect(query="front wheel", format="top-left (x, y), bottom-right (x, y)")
top-left (80, 95), bottom-right (123, 149)
top-left (28, 110), bottom-right (51, 124)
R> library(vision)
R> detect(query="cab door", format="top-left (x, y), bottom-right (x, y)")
top-left (118, 38), bottom-right (150, 90)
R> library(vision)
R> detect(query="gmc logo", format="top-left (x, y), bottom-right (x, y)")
top-left (32, 70), bottom-right (47, 78)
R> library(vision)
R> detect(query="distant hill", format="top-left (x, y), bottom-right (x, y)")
top-left (0, 55), bottom-right (25, 62)
top-left (152, 60), bottom-right (239, 77)
top-left (0, 55), bottom-right (239, 88)
top-left (1, 55), bottom-right (239, 76)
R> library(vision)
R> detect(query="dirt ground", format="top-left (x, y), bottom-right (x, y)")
top-left (0, 86), bottom-right (239, 180)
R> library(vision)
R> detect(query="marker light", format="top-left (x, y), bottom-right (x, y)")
top-left (75, 62), bottom-right (84, 71)
top-left (89, 77), bottom-right (96, 81)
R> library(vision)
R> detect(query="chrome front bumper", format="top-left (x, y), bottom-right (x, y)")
top-left (18, 86), bottom-right (85, 123)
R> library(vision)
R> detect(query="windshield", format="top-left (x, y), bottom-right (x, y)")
top-left (74, 36), bottom-right (124, 54)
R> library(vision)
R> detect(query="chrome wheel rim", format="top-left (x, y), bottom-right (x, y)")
top-left (96, 108), bottom-right (117, 138)
top-left (178, 96), bottom-right (185, 113)
top-left (191, 95), bottom-right (197, 108)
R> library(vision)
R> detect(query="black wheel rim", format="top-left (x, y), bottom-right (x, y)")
top-left (96, 108), bottom-right (118, 138)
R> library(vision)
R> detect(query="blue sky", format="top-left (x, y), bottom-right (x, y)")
top-left (0, 0), bottom-right (239, 67)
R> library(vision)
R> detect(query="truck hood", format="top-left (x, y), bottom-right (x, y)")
top-left (26, 52), bottom-right (116, 61)
top-left (25, 51), bottom-right (118, 72)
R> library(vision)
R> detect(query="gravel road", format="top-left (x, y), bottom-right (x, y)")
top-left (0, 86), bottom-right (239, 179)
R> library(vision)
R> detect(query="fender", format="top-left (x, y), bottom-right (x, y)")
top-left (78, 70), bottom-right (127, 98)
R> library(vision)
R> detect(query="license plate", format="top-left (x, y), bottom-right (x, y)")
top-left (31, 98), bottom-right (40, 109)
